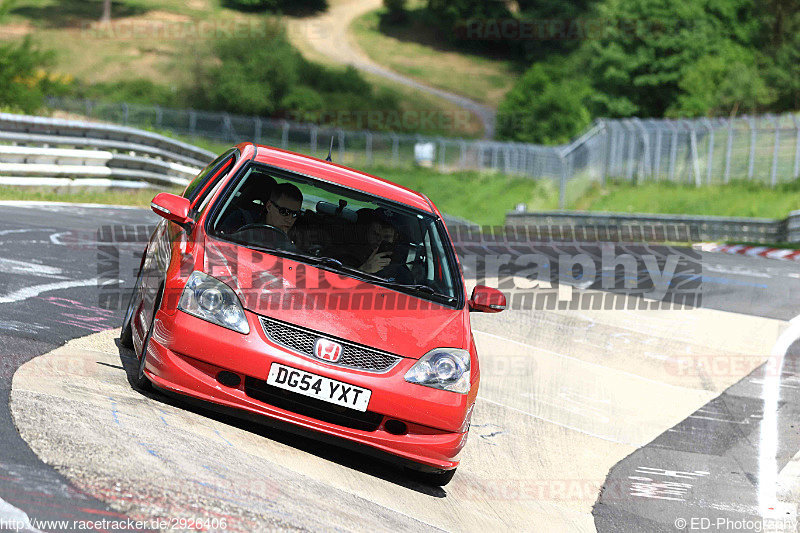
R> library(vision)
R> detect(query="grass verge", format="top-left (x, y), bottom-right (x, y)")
top-left (0, 185), bottom-right (184, 207)
top-left (573, 180), bottom-right (800, 219)
top-left (4, 170), bottom-right (798, 230)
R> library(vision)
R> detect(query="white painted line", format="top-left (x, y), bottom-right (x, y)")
top-left (473, 329), bottom-right (689, 389)
top-left (0, 278), bottom-right (99, 304)
top-left (761, 314), bottom-right (800, 516)
top-left (0, 201), bottom-right (146, 210)
top-left (0, 229), bottom-right (39, 236)
top-left (0, 497), bottom-right (44, 532)
top-left (0, 258), bottom-right (64, 277)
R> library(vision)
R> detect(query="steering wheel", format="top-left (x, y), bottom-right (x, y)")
top-left (231, 223), bottom-right (293, 247)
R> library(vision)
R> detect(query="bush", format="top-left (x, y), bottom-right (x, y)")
top-left (496, 63), bottom-right (591, 145)
top-left (185, 27), bottom-right (401, 128)
top-left (0, 36), bottom-right (67, 113)
top-left (383, 0), bottom-right (407, 23)
top-left (222, 0), bottom-right (326, 15)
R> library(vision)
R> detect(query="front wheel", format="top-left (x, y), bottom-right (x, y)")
top-left (120, 264), bottom-right (144, 349)
top-left (129, 289), bottom-right (161, 392)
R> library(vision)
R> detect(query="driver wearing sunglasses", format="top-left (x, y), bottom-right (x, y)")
top-left (265, 182), bottom-right (303, 235)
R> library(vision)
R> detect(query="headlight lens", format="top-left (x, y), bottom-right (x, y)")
top-left (404, 348), bottom-right (471, 394)
top-left (178, 271), bottom-right (250, 334)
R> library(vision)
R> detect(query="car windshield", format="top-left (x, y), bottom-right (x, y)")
top-left (208, 163), bottom-right (461, 305)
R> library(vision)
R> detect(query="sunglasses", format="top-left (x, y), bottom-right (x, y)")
top-left (270, 201), bottom-right (300, 218)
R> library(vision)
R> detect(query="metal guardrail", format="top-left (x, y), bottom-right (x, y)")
top-left (506, 210), bottom-right (800, 244)
top-left (44, 98), bottom-right (800, 212)
top-left (0, 112), bottom-right (215, 188)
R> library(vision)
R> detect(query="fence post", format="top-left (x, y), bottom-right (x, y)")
top-left (667, 120), bottom-right (678, 182)
top-left (391, 134), bottom-right (399, 167)
top-left (794, 115), bottom-right (800, 179)
top-left (633, 118), bottom-right (650, 179)
top-left (607, 123), bottom-right (618, 179)
top-left (724, 117), bottom-right (734, 184)
top-left (253, 116), bottom-right (261, 143)
top-left (281, 121), bottom-right (289, 149)
top-left (121, 103), bottom-right (129, 126)
top-left (702, 118), bottom-right (714, 185)
top-left (558, 152), bottom-right (568, 209)
top-left (365, 132), bottom-right (373, 166)
top-left (771, 116), bottom-right (780, 187)
top-left (460, 141), bottom-right (467, 170)
top-left (337, 129), bottom-right (345, 161)
top-left (438, 139), bottom-right (446, 172)
top-left (653, 122), bottom-right (663, 180)
top-left (84, 99), bottom-right (93, 118)
top-left (222, 112), bottom-right (235, 141)
top-left (687, 121), bottom-right (701, 187)
top-left (624, 120), bottom-right (636, 181)
top-left (748, 116), bottom-right (756, 180)
top-left (598, 120), bottom-right (609, 185)
top-left (310, 126), bottom-right (317, 154)
top-left (155, 105), bottom-right (162, 129)
top-left (189, 110), bottom-right (197, 135)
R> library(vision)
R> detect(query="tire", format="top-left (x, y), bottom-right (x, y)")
top-left (120, 265), bottom-right (144, 349)
top-left (130, 289), bottom-right (161, 392)
top-left (406, 467), bottom-right (457, 487)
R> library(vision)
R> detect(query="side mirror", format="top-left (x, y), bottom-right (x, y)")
top-left (469, 285), bottom-right (506, 313)
top-left (151, 193), bottom-right (193, 230)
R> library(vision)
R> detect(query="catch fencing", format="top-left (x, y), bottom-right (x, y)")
top-left (45, 98), bottom-right (800, 208)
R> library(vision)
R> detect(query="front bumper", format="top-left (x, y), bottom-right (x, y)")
top-left (143, 309), bottom-right (473, 470)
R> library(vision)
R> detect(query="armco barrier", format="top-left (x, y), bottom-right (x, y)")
top-left (506, 211), bottom-right (799, 244)
top-left (0, 112), bottom-right (215, 188)
top-left (788, 211), bottom-right (800, 243)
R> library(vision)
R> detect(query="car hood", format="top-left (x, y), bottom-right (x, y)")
top-left (203, 240), bottom-right (465, 359)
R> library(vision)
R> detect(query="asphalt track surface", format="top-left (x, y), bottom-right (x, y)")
top-left (0, 203), bottom-right (798, 532)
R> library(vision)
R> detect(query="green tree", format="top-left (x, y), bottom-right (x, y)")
top-left (668, 44), bottom-right (774, 117)
top-left (0, 0), bottom-right (65, 113)
top-left (581, 0), bottom-right (760, 119)
top-left (497, 63), bottom-right (591, 144)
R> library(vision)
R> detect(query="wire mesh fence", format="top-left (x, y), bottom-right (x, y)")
top-left (44, 98), bottom-right (800, 208)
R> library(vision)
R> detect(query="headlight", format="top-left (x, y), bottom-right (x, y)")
top-left (178, 271), bottom-right (250, 334)
top-left (404, 348), bottom-right (471, 394)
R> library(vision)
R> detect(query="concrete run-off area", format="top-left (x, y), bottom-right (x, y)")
top-left (8, 300), bottom-right (792, 532)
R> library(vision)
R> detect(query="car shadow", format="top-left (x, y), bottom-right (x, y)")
top-left (114, 338), bottom-right (447, 498)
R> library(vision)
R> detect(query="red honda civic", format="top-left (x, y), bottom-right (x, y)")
top-left (121, 142), bottom-right (505, 485)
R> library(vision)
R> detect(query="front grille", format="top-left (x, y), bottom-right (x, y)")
top-left (244, 377), bottom-right (383, 432)
top-left (260, 316), bottom-right (401, 373)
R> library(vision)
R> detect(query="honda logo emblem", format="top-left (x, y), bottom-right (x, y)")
top-left (314, 338), bottom-right (343, 363)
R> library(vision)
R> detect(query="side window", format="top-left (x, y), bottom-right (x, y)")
top-left (183, 148), bottom-right (238, 207)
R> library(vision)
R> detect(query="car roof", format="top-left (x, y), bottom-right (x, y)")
top-left (244, 143), bottom-right (434, 213)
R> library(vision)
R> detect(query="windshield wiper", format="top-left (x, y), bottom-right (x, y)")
top-left (242, 246), bottom-right (456, 301)
top-left (374, 280), bottom-right (457, 303)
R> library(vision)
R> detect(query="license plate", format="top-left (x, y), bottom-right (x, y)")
top-left (266, 363), bottom-right (372, 412)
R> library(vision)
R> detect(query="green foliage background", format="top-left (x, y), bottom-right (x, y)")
top-left (423, 0), bottom-right (800, 144)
